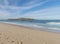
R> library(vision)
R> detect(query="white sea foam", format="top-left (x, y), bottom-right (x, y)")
top-left (1, 22), bottom-right (60, 31)
top-left (47, 22), bottom-right (60, 25)
top-left (0, 22), bottom-right (45, 29)
top-left (48, 27), bottom-right (60, 30)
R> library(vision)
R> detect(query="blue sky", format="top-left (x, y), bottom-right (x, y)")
top-left (0, 0), bottom-right (60, 20)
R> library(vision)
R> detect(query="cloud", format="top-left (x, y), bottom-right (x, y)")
top-left (0, 0), bottom-right (49, 10)
top-left (22, 7), bottom-right (60, 20)
top-left (24, 0), bottom-right (49, 9)
top-left (4, 0), bottom-right (9, 5)
top-left (0, 0), bottom-right (49, 19)
top-left (0, 10), bottom-right (11, 19)
top-left (20, 0), bottom-right (49, 9)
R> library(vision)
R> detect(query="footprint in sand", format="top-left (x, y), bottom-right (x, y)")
top-left (1, 42), bottom-right (4, 44)
top-left (6, 37), bottom-right (9, 40)
top-left (0, 33), bottom-right (2, 35)
top-left (17, 41), bottom-right (23, 44)
top-left (0, 33), bottom-right (2, 39)
top-left (11, 40), bottom-right (15, 43)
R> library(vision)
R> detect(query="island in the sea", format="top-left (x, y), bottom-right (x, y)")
top-left (8, 18), bottom-right (35, 20)
top-left (7, 18), bottom-right (36, 22)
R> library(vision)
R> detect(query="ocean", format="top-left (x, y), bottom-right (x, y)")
top-left (0, 20), bottom-right (60, 32)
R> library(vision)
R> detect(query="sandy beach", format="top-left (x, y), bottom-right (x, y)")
top-left (0, 23), bottom-right (60, 44)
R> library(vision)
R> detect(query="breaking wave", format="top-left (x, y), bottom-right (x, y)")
top-left (47, 22), bottom-right (60, 25)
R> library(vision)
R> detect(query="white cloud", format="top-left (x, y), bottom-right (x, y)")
top-left (23, 0), bottom-right (49, 9)
top-left (0, 10), bottom-right (11, 19)
top-left (22, 7), bottom-right (60, 20)
top-left (0, 0), bottom-right (49, 10)
top-left (0, 0), bottom-right (49, 19)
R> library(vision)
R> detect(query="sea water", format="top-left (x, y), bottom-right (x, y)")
top-left (0, 20), bottom-right (60, 32)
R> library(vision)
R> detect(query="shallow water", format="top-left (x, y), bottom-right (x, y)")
top-left (0, 20), bottom-right (60, 31)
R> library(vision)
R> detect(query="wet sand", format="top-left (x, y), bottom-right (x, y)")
top-left (0, 23), bottom-right (60, 44)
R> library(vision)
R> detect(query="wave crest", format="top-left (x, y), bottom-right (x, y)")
top-left (47, 22), bottom-right (60, 25)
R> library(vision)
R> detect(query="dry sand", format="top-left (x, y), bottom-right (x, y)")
top-left (0, 23), bottom-right (60, 44)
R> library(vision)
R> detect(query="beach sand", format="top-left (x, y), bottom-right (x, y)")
top-left (0, 23), bottom-right (60, 44)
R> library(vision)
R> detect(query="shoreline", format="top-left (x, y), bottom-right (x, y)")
top-left (0, 23), bottom-right (60, 44)
top-left (1, 22), bottom-right (60, 34)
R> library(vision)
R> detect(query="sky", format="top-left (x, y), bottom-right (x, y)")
top-left (0, 0), bottom-right (60, 20)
